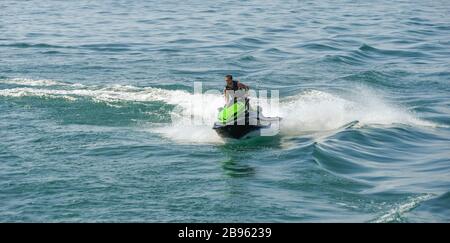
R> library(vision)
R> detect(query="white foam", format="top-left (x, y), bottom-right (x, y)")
top-left (0, 78), bottom-right (67, 86)
top-left (371, 194), bottom-right (434, 223)
top-left (278, 88), bottom-right (436, 137)
top-left (153, 124), bottom-right (224, 144)
top-left (280, 90), bottom-right (351, 134)
top-left (0, 86), bottom-right (189, 104)
top-left (151, 92), bottom-right (225, 144)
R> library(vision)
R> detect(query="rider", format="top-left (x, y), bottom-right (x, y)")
top-left (223, 74), bottom-right (249, 106)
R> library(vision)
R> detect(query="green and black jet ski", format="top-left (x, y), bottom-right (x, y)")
top-left (212, 99), bottom-right (280, 139)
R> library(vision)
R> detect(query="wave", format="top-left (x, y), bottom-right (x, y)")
top-left (79, 43), bottom-right (133, 52)
top-left (322, 54), bottom-right (367, 66)
top-left (0, 42), bottom-right (143, 52)
top-left (358, 43), bottom-right (428, 58)
top-left (339, 70), bottom-right (403, 89)
top-left (295, 43), bottom-right (342, 51)
top-left (0, 78), bottom-right (438, 143)
top-left (371, 194), bottom-right (434, 223)
top-left (321, 43), bottom-right (430, 66)
top-left (0, 43), bottom-right (67, 49)
top-left (0, 78), bottom-right (66, 86)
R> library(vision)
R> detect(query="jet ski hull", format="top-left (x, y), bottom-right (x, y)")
top-left (213, 123), bottom-right (269, 139)
top-left (213, 102), bottom-right (280, 140)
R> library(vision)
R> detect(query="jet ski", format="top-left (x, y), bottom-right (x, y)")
top-left (213, 99), bottom-right (280, 140)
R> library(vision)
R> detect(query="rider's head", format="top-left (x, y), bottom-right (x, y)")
top-left (225, 75), bottom-right (233, 83)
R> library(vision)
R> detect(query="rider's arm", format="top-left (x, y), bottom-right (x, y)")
top-left (224, 88), bottom-right (229, 104)
top-left (237, 81), bottom-right (249, 91)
